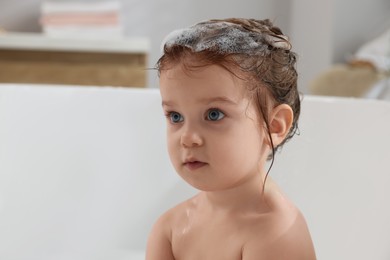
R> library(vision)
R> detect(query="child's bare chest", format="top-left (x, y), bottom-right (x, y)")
top-left (170, 215), bottom-right (263, 260)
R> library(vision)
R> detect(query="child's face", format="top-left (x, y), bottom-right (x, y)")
top-left (160, 62), bottom-right (270, 191)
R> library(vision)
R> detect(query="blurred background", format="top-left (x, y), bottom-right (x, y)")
top-left (0, 0), bottom-right (390, 98)
top-left (1, 1), bottom-right (390, 259)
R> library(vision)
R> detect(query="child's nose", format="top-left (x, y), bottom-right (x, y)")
top-left (180, 128), bottom-right (203, 147)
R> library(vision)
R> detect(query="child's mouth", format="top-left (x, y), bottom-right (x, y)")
top-left (184, 161), bottom-right (207, 171)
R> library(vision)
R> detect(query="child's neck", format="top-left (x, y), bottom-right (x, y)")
top-left (200, 172), bottom-right (271, 215)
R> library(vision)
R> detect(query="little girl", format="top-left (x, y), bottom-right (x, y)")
top-left (146, 18), bottom-right (316, 259)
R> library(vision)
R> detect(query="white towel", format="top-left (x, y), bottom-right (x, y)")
top-left (355, 28), bottom-right (390, 73)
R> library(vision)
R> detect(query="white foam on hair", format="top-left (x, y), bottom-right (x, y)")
top-left (161, 21), bottom-right (290, 54)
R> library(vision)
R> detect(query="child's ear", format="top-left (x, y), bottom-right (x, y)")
top-left (268, 104), bottom-right (294, 147)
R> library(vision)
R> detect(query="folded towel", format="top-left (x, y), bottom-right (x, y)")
top-left (40, 1), bottom-right (123, 38)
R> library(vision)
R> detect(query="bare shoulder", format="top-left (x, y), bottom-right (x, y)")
top-left (145, 196), bottom-right (196, 260)
top-left (262, 208), bottom-right (317, 260)
top-left (145, 208), bottom-right (174, 260)
top-left (243, 179), bottom-right (316, 259)
top-left (145, 202), bottom-right (180, 259)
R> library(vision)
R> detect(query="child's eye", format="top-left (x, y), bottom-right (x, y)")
top-left (206, 109), bottom-right (225, 121)
top-left (167, 112), bottom-right (184, 123)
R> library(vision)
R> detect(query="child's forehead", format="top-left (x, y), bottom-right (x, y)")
top-left (162, 60), bottom-right (244, 86)
top-left (164, 55), bottom-right (246, 80)
top-left (160, 62), bottom-right (252, 102)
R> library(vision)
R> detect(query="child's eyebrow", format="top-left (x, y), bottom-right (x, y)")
top-left (162, 96), bottom-right (238, 107)
top-left (200, 96), bottom-right (238, 105)
top-left (161, 100), bottom-right (175, 107)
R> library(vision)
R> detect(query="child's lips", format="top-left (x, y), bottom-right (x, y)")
top-left (183, 161), bottom-right (207, 171)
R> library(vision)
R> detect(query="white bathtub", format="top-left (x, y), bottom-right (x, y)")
top-left (0, 84), bottom-right (389, 259)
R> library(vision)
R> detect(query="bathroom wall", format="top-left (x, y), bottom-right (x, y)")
top-left (332, 0), bottom-right (390, 63)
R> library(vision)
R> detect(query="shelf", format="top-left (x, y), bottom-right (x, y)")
top-left (0, 32), bottom-right (150, 53)
top-left (0, 33), bottom-right (149, 87)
